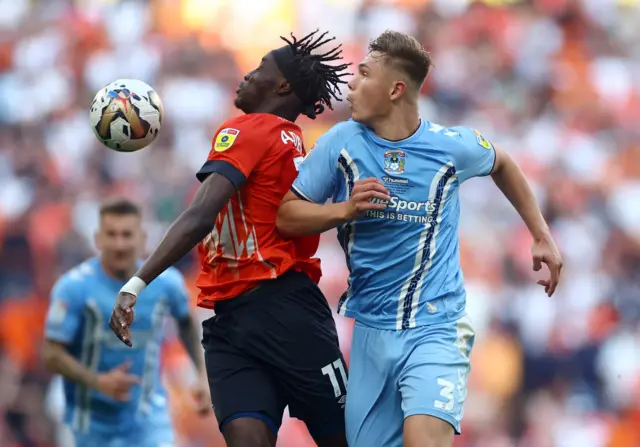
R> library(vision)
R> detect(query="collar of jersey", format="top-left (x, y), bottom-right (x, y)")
top-left (366, 119), bottom-right (426, 147)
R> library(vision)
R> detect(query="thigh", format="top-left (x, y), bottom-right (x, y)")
top-left (345, 323), bottom-right (404, 447)
top-left (399, 314), bottom-right (475, 435)
top-left (202, 316), bottom-right (287, 433)
top-left (404, 415), bottom-right (455, 447)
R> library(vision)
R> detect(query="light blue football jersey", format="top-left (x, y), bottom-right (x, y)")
top-left (292, 120), bottom-right (495, 330)
top-left (44, 257), bottom-right (190, 436)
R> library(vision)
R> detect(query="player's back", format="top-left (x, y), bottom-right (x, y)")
top-left (45, 257), bottom-right (188, 435)
top-left (195, 113), bottom-right (321, 307)
top-left (294, 120), bottom-right (495, 330)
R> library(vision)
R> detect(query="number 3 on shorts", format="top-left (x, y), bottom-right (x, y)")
top-left (434, 378), bottom-right (454, 412)
top-left (321, 358), bottom-right (348, 398)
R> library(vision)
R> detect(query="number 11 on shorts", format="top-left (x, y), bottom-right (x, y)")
top-left (321, 358), bottom-right (348, 398)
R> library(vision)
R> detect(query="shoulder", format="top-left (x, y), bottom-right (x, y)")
top-left (312, 120), bottom-right (366, 154)
top-left (447, 125), bottom-right (493, 150)
top-left (52, 259), bottom-right (98, 299)
top-left (325, 120), bottom-right (367, 142)
top-left (213, 114), bottom-right (292, 150)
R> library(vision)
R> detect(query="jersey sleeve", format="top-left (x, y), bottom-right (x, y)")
top-left (45, 276), bottom-right (86, 344)
top-left (291, 127), bottom-right (340, 203)
top-left (196, 116), bottom-right (272, 188)
top-left (451, 126), bottom-right (496, 183)
top-left (164, 268), bottom-right (190, 321)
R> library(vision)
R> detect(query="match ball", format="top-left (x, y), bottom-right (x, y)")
top-left (90, 79), bottom-right (163, 152)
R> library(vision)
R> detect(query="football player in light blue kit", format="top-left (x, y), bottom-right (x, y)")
top-left (43, 199), bottom-right (210, 447)
top-left (277, 30), bottom-right (563, 447)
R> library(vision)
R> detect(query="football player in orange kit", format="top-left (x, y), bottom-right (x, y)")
top-left (110, 31), bottom-right (351, 447)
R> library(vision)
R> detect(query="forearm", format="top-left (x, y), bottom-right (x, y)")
top-left (277, 200), bottom-right (349, 238)
top-left (491, 156), bottom-right (550, 241)
top-left (43, 342), bottom-right (98, 389)
top-left (178, 315), bottom-right (205, 375)
top-left (136, 208), bottom-right (214, 284)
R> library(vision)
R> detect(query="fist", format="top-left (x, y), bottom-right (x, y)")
top-left (345, 178), bottom-right (391, 220)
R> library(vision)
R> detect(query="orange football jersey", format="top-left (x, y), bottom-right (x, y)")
top-left (195, 113), bottom-right (321, 308)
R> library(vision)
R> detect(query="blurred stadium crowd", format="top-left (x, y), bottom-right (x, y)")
top-left (1, 0), bottom-right (640, 446)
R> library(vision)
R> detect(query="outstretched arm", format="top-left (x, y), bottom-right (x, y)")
top-left (490, 146), bottom-right (563, 296)
top-left (110, 172), bottom-right (235, 347)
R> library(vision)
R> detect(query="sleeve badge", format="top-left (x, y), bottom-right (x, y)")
top-left (473, 129), bottom-right (493, 150)
top-left (214, 128), bottom-right (240, 152)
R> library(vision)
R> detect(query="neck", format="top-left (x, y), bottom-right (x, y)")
top-left (253, 102), bottom-right (300, 123)
top-left (101, 258), bottom-right (137, 282)
top-left (370, 103), bottom-right (420, 142)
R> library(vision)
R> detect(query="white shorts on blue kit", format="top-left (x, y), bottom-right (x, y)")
top-left (345, 314), bottom-right (475, 447)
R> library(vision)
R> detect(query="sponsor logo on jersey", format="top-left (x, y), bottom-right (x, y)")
top-left (214, 128), bottom-right (240, 152)
top-left (384, 150), bottom-right (406, 174)
top-left (371, 195), bottom-right (436, 213)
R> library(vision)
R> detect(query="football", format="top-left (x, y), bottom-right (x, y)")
top-left (89, 79), bottom-right (163, 152)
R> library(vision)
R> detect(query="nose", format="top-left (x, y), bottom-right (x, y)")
top-left (244, 69), bottom-right (257, 82)
top-left (347, 78), bottom-right (355, 91)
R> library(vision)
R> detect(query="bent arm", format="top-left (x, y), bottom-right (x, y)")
top-left (277, 191), bottom-right (350, 238)
top-left (490, 146), bottom-right (550, 241)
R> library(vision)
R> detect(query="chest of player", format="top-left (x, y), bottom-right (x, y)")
top-left (82, 282), bottom-right (170, 349)
top-left (338, 142), bottom-right (458, 223)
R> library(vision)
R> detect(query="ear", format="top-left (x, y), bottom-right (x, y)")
top-left (390, 81), bottom-right (407, 101)
top-left (276, 78), bottom-right (294, 96)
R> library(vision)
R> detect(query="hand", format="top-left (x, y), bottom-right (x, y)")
top-left (532, 236), bottom-right (563, 297)
top-left (190, 380), bottom-right (212, 416)
top-left (345, 178), bottom-right (391, 220)
top-left (109, 291), bottom-right (137, 347)
top-left (96, 360), bottom-right (140, 401)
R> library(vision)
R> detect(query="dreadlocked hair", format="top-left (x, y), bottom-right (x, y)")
top-left (279, 30), bottom-right (352, 119)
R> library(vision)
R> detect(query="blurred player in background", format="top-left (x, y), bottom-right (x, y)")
top-left (277, 30), bottom-right (564, 447)
top-left (110, 31), bottom-right (351, 447)
top-left (43, 199), bottom-right (209, 447)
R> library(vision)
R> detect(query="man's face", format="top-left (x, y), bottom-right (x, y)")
top-left (234, 51), bottom-right (284, 114)
top-left (347, 51), bottom-right (397, 125)
top-left (95, 213), bottom-right (144, 275)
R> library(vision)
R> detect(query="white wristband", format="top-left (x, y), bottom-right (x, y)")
top-left (120, 277), bottom-right (147, 297)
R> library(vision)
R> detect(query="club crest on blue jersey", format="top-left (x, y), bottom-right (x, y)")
top-left (384, 150), bottom-right (405, 174)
